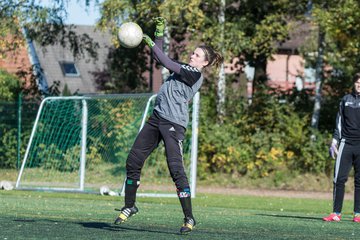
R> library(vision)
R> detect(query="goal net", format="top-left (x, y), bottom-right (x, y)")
top-left (16, 93), bottom-right (200, 198)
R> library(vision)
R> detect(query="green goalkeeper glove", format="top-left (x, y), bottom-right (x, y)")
top-left (143, 34), bottom-right (155, 48)
top-left (153, 17), bottom-right (165, 37)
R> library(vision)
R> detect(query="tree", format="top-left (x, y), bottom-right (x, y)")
top-left (0, 70), bottom-right (21, 101)
top-left (193, 0), bottom-right (311, 117)
top-left (227, 1), bottom-right (309, 91)
top-left (310, 27), bottom-right (325, 129)
top-left (304, 0), bottom-right (360, 129)
top-left (312, 0), bottom-right (360, 83)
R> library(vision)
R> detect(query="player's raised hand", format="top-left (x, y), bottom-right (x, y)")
top-left (153, 17), bottom-right (166, 37)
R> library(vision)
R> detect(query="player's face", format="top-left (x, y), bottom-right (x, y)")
top-left (355, 79), bottom-right (360, 94)
top-left (189, 48), bottom-right (209, 69)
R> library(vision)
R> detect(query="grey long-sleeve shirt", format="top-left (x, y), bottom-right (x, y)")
top-left (150, 37), bottom-right (203, 128)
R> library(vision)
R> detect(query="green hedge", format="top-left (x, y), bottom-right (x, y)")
top-left (197, 86), bottom-right (333, 180)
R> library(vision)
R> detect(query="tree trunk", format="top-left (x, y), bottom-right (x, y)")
top-left (217, 64), bottom-right (226, 122)
top-left (252, 57), bottom-right (267, 96)
top-left (216, 0), bottom-right (226, 123)
top-left (311, 29), bottom-right (325, 129)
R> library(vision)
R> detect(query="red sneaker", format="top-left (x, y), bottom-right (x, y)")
top-left (323, 213), bottom-right (341, 222)
top-left (353, 214), bottom-right (360, 222)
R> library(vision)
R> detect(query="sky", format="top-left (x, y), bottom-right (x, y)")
top-left (65, 1), bottom-right (101, 25)
top-left (41, 0), bottom-right (102, 25)
top-left (65, 0), bottom-right (100, 25)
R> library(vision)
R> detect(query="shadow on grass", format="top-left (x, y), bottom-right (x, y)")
top-left (78, 222), bottom-right (238, 237)
top-left (10, 219), bottom-right (240, 238)
top-left (13, 219), bottom-right (36, 222)
top-left (78, 222), bottom-right (177, 235)
top-left (256, 213), bottom-right (320, 220)
top-left (12, 218), bottom-right (176, 235)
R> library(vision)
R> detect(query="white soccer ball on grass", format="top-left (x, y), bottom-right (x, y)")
top-left (108, 190), bottom-right (119, 196)
top-left (99, 185), bottom-right (119, 196)
top-left (0, 180), bottom-right (14, 191)
top-left (118, 22), bottom-right (143, 48)
top-left (99, 185), bottom-right (110, 195)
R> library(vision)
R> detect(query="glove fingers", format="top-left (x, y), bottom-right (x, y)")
top-left (330, 150), bottom-right (334, 159)
top-left (329, 145), bottom-right (338, 159)
top-left (153, 17), bottom-right (165, 24)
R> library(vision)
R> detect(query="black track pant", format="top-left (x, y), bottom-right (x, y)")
top-left (126, 111), bottom-right (189, 190)
top-left (333, 140), bottom-right (360, 213)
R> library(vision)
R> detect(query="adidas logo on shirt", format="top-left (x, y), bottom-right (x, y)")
top-left (169, 127), bottom-right (176, 132)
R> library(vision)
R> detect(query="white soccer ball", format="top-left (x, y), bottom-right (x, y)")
top-left (108, 190), bottom-right (118, 196)
top-left (0, 180), bottom-right (14, 191)
top-left (100, 185), bottom-right (110, 195)
top-left (118, 22), bottom-right (143, 48)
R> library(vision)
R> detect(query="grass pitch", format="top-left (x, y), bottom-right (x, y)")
top-left (1, 190), bottom-right (359, 240)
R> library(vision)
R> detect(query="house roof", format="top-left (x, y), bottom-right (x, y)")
top-left (277, 21), bottom-right (314, 53)
top-left (33, 25), bottom-right (113, 94)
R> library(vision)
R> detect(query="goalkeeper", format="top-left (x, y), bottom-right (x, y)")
top-left (114, 17), bottom-right (223, 234)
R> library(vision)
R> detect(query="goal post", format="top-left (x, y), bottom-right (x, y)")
top-left (16, 93), bottom-right (200, 198)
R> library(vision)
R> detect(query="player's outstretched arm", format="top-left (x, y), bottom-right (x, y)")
top-left (143, 34), bottom-right (181, 74)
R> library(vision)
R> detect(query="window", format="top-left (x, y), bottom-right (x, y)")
top-left (59, 61), bottom-right (80, 77)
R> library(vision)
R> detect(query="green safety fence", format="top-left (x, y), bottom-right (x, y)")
top-left (0, 94), bottom-right (39, 169)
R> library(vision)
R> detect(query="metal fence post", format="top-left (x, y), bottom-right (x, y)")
top-left (17, 92), bottom-right (22, 169)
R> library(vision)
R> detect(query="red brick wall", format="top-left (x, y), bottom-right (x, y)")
top-left (0, 38), bottom-right (32, 86)
top-left (0, 35), bottom-right (31, 74)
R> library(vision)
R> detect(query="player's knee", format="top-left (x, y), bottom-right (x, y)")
top-left (126, 157), bottom-right (144, 180)
top-left (168, 161), bottom-right (188, 187)
top-left (168, 161), bottom-right (185, 176)
top-left (126, 150), bottom-right (145, 170)
top-left (334, 177), bottom-right (348, 186)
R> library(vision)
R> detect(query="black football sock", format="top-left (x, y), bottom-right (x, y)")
top-left (177, 187), bottom-right (193, 218)
top-left (124, 178), bottom-right (140, 208)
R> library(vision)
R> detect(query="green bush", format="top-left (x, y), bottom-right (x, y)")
top-left (197, 84), bottom-right (333, 180)
top-left (0, 128), bottom-right (18, 168)
top-left (0, 70), bottom-right (21, 101)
